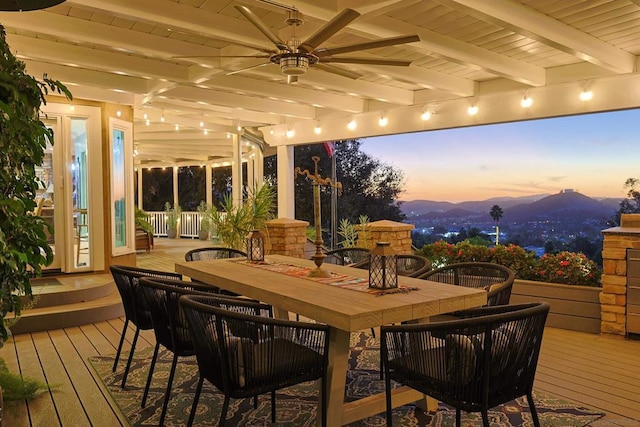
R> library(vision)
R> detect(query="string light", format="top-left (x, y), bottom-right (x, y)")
top-left (421, 110), bottom-right (432, 121)
top-left (314, 122), bottom-right (322, 135)
top-left (203, 129), bottom-right (208, 135)
top-left (347, 118), bottom-right (357, 130)
top-left (174, 124), bottom-right (179, 131)
top-left (378, 113), bottom-right (388, 127)
top-left (580, 89), bottom-right (593, 101)
top-left (521, 95), bottom-right (533, 108)
top-left (143, 112), bottom-right (148, 120)
top-left (286, 128), bottom-right (295, 138)
top-left (160, 110), bottom-right (165, 122)
top-left (467, 104), bottom-right (478, 116)
top-left (116, 109), bottom-right (122, 117)
top-left (199, 120), bottom-right (204, 127)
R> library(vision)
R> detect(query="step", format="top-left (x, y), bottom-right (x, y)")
top-left (9, 274), bottom-right (125, 335)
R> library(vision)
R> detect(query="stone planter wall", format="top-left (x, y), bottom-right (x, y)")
top-left (600, 214), bottom-right (640, 335)
top-left (264, 218), bottom-right (309, 259)
top-left (356, 220), bottom-right (414, 254)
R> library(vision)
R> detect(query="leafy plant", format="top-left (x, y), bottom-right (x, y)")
top-left (135, 208), bottom-right (153, 234)
top-left (338, 215), bottom-right (370, 248)
top-left (208, 184), bottom-right (275, 250)
top-left (196, 201), bottom-right (210, 232)
top-left (164, 202), bottom-right (182, 230)
top-left (417, 240), bottom-right (601, 286)
top-left (0, 352), bottom-right (51, 401)
top-left (0, 24), bottom-right (71, 344)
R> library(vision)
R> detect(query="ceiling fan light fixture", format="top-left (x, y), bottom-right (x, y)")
top-left (280, 55), bottom-right (309, 76)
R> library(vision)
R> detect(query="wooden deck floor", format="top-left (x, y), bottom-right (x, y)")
top-left (1, 237), bottom-right (640, 426)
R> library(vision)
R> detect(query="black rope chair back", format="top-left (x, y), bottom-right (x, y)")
top-left (381, 302), bottom-right (550, 427)
top-left (323, 247), bottom-right (370, 266)
top-left (419, 262), bottom-right (515, 306)
top-left (108, 265), bottom-right (181, 387)
top-left (184, 247), bottom-right (247, 295)
top-left (185, 247), bottom-right (246, 261)
top-left (137, 277), bottom-right (221, 425)
top-left (180, 294), bottom-right (329, 427)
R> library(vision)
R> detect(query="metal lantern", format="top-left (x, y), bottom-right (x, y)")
top-left (246, 229), bottom-right (265, 262)
top-left (368, 242), bottom-right (398, 290)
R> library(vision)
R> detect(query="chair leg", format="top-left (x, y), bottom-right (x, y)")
top-left (253, 396), bottom-right (257, 409)
top-left (158, 353), bottom-right (179, 426)
top-left (385, 371), bottom-right (393, 426)
top-left (527, 392), bottom-right (541, 427)
top-left (112, 319), bottom-right (129, 372)
top-left (187, 376), bottom-right (205, 427)
top-left (120, 327), bottom-right (140, 388)
top-left (219, 395), bottom-right (231, 427)
top-left (455, 408), bottom-right (461, 427)
top-left (481, 410), bottom-right (490, 427)
top-left (141, 342), bottom-right (160, 407)
top-left (271, 390), bottom-right (276, 423)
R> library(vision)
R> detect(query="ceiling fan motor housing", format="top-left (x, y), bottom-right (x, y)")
top-left (280, 54), bottom-right (309, 75)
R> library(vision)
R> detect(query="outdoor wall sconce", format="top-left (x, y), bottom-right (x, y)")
top-left (245, 229), bottom-right (265, 262)
top-left (368, 242), bottom-right (398, 290)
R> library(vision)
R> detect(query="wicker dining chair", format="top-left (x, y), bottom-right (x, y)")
top-left (418, 262), bottom-right (515, 306)
top-left (108, 265), bottom-right (182, 388)
top-left (185, 247), bottom-right (247, 261)
top-left (180, 294), bottom-right (330, 427)
top-left (323, 247), bottom-right (370, 266)
top-left (137, 277), bottom-right (223, 426)
top-left (184, 247), bottom-right (247, 295)
top-left (352, 253), bottom-right (431, 278)
top-left (381, 302), bottom-right (550, 427)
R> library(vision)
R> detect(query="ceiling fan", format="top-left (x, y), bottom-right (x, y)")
top-left (182, 5), bottom-right (420, 84)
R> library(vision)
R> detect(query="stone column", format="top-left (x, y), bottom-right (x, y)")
top-left (264, 218), bottom-right (309, 258)
top-left (357, 220), bottom-right (415, 254)
top-left (601, 214), bottom-right (640, 335)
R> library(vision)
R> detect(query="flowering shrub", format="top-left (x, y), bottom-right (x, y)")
top-left (417, 240), bottom-right (601, 287)
top-left (534, 251), bottom-right (601, 287)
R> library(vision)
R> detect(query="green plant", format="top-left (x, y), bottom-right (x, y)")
top-left (417, 240), bottom-right (600, 286)
top-left (0, 358), bottom-right (51, 401)
top-left (0, 24), bottom-right (71, 344)
top-left (535, 251), bottom-right (601, 287)
top-left (135, 208), bottom-right (153, 234)
top-left (197, 201), bottom-right (210, 232)
top-left (164, 202), bottom-right (182, 230)
top-left (208, 184), bottom-right (275, 250)
top-left (338, 215), bottom-right (370, 248)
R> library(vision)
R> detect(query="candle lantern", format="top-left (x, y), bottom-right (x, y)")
top-left (368, 242), bottom-right (398, 290)
top-left (245, 229), bottom-right (265, 262)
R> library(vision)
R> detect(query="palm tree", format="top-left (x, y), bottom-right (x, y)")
top-left (490, 204), bottom-right (504, 245)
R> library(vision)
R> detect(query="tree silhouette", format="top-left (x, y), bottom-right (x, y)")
top-left (608, 177), bottom-right (640, 226)
top-left (489, 204), bottom-right (504, 245)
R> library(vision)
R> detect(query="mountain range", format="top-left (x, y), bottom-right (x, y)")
top-left (402, 190), bottom-right (622, 224)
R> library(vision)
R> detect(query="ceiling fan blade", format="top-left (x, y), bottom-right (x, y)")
top-left (235, 5), bottom-right (290, 51)
top-left (226, 62), bottom-right (273, 76)
top-left (298, 8), bottom-right (360, 54)
top-left (322, 57), bottom-right (412, 66)
top-left (174, 55), bottom-right (272, 59)
top-left (315, 34), bottom-right (420, 57)
top-left (313, 63), bottom-right (362, 79)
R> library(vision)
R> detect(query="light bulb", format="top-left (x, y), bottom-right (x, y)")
top-left (421, 111), bottom-right (432, 121)
top-left (143, 112), bottom-right (148, 120)
top-left (145, 119), bottom-right (150, 126)
top-left (521, 96), bottom-right (533, 108)
top-left (379, 115), bottom-right (388, 127)
top-left (347, 118), bottom-right (357, 130)
top-left (467, 105), bottom-right (478, 116)
top-left (286, 129), bottom-right (295, 138)
top-left (203, 129), bottom-right (208, 135)
top-left (116, 109), bottom-right (122, 117)
top-left (314, 125), bottom-right (321, 135)
top-left (174, 124), bottom-right (179, 131)
top-left (199, 121), bottom-right (204, 127)
top-left (580, 90), bottom-right (593, 101)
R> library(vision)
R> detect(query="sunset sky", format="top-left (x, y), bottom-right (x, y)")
top-left (361, 109), bottom-right (640, 203)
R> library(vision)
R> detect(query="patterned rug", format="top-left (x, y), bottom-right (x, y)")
top-left (89, 332), bottom-right (605, 426)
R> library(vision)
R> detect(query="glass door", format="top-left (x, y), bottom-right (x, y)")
top-left (38, 118), bottom-right (61, 271)
top-left (39, 103), bottom-right (104, 274)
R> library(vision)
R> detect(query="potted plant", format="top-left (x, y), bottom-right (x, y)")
top-left (209, 184), bottom-right (275, 250)
top-left (196, 201), bottom-right (210, 240)
top-left (164, 202), bottom-right (181, 239)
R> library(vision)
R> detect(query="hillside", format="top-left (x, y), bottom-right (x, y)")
top-left (402, 194), bottom-right (548, 216)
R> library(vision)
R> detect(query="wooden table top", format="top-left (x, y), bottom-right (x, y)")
top-left (176, 254), bottom-right (487, 332)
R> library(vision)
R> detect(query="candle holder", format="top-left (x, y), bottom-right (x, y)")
top-left (295, 156), bottom-right (342, 278)
top-left (368, 242), bottom-right (398, 290)
top-left (245, 229), bottom-right (265, 262)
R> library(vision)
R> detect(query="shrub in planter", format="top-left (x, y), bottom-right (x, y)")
top-left (488, 244), bottom-right (539, 280)
top-left (534, 251), bottom-right (601, 287)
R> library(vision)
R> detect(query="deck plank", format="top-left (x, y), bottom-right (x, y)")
top-left (0, 334), bottom-right (30, 426)
top-left (49, 327), bottom-right (126, 426)
top-left (30, 330), bottom-right (90, 426)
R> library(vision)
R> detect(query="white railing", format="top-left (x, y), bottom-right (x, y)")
top-left (146, 211), bottom-right (204, 238)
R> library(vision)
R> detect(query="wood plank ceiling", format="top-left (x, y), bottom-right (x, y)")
top-left (2, 0), bottom-right (640, 167)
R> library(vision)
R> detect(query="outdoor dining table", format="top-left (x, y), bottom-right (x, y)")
top-left (175, 254), bottom-right (487, 426)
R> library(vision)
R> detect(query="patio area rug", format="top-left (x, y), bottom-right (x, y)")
top-left (89, 332), bottom-right (605, 426)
